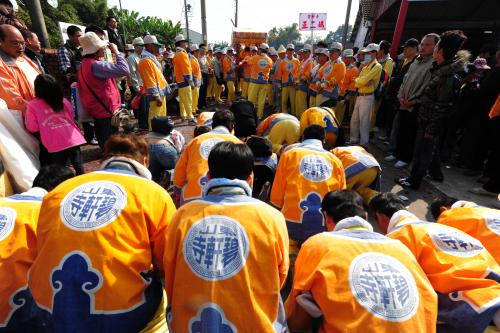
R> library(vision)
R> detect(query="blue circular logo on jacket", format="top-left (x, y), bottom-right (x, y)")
top-left (183, 215), bottom-right (249, 281)
top-left (0, 207), bottom-right (16, 241)
top-left (60, 181), bottom-right (127, 231)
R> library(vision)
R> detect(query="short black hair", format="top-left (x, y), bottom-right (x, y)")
top-left (212, 110), bottom-right (235, 131)
top-left (353, 46), bottom-right (359, 54)
top-left (246, 135), bottom-right (272, 158)
top-left (151, 116), bottom-right (174, 135)
top-left (230, 100), bottom-right (257, 138)
top-left (32, 165), bottom-right (75, 191)
top-left (369, 192), bottom-right (406, 218)
top-left (66, 25), bottom-right (82, 37)
top-left (303, 124), bottom-right (325, 141)
top-left (430, 196), bottom-right (458, 220)
top-left (85, 25), bottom-right (105, 35)
top-left (317, 41), bottom-right (328, 48)
top-left (20, 29), bottom-right (35, 41)
top-left (322, 190), bottom-right (366, 222)
top-left (0, 0), bottom-right (13, 6)
top-left (379, 40), bottom-right (391, 54)
top-left (208, 141), bottom-right (254, 180)
top-left (437, 30), bottom-right (467, 61)
top-left (194, 125), bottom-right (211, 137)
top-left (106, 16), bottom-right (117, 23)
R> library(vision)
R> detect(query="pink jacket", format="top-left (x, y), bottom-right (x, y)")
top-left (77, 58), bottom-right (121, 119)
top-left (25, 98), bottom-right (86, 152)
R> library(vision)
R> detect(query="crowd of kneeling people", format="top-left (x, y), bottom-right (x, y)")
top-left (1, 109), bottom-right (499, 333)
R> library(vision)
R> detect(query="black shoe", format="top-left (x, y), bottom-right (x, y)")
top-left (395, 177), bottom-right (420, 189)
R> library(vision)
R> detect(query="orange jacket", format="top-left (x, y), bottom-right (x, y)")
top-left (0, 54), bottom-right (40, 111)
top-left (438, 202), bottom-right (500, 263)
top-left (248, 54), bottom-right (273, 84)
top-left (28, 169), bottom-right (176, 332)
top-left (190, 54), bottom-right (202, 87)
top-left (0, 193), bottom-right (42, 329)
top-left (300, 107), bottom-right (340, 148)
top-left (172, 47), bottom-right (193, 88)
top-left (270, 139), bottom-right (346, 242)
top-left (340, 63), bottom-right (359, 95)
top-left (164, 178), bottom-right (289, 332)
top-left (296, 57), bottom-right (314, 92)
top-left (316, 58), bottom-right (346, 99)
top-left (276, 57), bottom-right (300, 86)
top-left (286, 217), bottom-right (437, 333)
top-left (388, 210), bottom-right (500, 332)
top-left (331, 146), bottom-right (380, 179)
top-left (173, 127), bottom-right (241, 202)
top-left (137, 52), bottom-right (167, 96)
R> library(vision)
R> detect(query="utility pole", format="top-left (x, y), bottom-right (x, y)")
top-left (234, 0), bottom-right (238, 28)
top-left (25, 0), bottom-right (50, 48)
top-left (201, 0), bottom-right (207, 44)
top-left (184, 0), bottom-right (190, 43)
top-left (342, 0), bottom-right (352, 46)
top-left (118, 0), bottom-right (127, 43)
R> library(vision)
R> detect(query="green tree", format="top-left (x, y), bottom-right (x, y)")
top-left (110, 8), bottom-right (182, 47)
top-left (17, 0), bottom-right (108, 47)
top-left (267, 23), bottom-right (301, 48)
top-left (325, 24), bottom-right (352, 44)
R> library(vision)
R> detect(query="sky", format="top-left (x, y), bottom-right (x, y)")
top-left (108, 0), bottom-right (360, 43)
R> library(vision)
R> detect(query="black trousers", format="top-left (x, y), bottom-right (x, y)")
top-left (50, 146), bottom-right (84, 175)
top-left (81, 121), bottom-right (95, 143)
top-left (199, 73), bottom-right (209, 109)
top-left (408, 119), bottom-right (444, 186)
top-left (94, 118), bottom-right (117, 150)
top-left (394, 109), bottom-right (418, 163)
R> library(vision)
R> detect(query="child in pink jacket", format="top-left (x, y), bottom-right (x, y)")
top-left (25, 74), bottom-right (86, 174)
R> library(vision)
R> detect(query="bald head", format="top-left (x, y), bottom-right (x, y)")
top-left (0, 24), bottom-right (25, 58)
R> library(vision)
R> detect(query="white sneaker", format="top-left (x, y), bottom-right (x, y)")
top-left (394, 160), bottom-right (408, 168)
top-left (384, 154), bottom-right (396, 162)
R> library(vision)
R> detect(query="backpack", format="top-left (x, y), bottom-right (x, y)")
top-left (374, 65), bottom-right (389, 98)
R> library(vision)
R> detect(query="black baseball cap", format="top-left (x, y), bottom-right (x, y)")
top-left (403, 38), bottom-right (419, 48)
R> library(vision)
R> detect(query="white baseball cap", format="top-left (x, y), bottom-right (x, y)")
top-left (250, 45), bottom-right (258, 51)
top-left (132, 37), bottom-right (144, 46)
top-left (303, 44), bottom-right (313, 52)
top-left (259, 43), bottom-right (269, 51)
top-left (329, 42), bottom-right (343, 52)
top-left (315, 48), bottom-right (329, 57)
top-left (277, 45), bottom-right (286, 53)
top-left (174, 34), bottom-right (187, 43)
top-left (190, 44), bottom-right (199, 52)
top-left (342, 49), bottom-right (354, 57)
top-left (361, 43), bottom-right (380, 52)
top-left (226, 47), bottom-right (234, 52)
top-left (143, 35), bottom-right (161, 46)
top-left (286, 43), bottom-right (295, 50)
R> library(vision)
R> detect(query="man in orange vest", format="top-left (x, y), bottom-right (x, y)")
top-left (271, 124), bottom-right (346, 245)
top-left (189, 44), bottom-right (202, 117)
top-left (173, 110), bottom-right (241, 204)
top-left (286, 190), bottom-right (437, 332)
top-left (246, 43), bottom-right (273, 118)
top-left (165, 141), bottom-right (289, 332)
top-left (295, 44), bottom-right (314, 117)
top-left (370, 193), bottom-right (500, 333)
top-left (172, 34), bottom-right (194, 122)
top-left (432, 199), bottom-right (500, 263)
top-left (0, 165), bottom-right (74, 331)
top-left (315, 42), bottom-right (346, 108)
top-left (276, 44), bottom-right (300, 115)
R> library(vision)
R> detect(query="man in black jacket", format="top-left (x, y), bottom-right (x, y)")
top-left (396, 30), bottom-right (468, 189)
top-left (105, 16), bottom-right (124, 53)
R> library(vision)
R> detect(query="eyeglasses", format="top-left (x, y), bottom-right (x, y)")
top-left (8, 40), bottom-right (25, 47)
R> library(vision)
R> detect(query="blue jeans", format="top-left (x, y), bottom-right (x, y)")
top-left (149, 143), bottom-right (178, 182)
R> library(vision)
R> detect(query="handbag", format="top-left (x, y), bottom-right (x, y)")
top-left (79, 72), bottom-right (124, 128)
